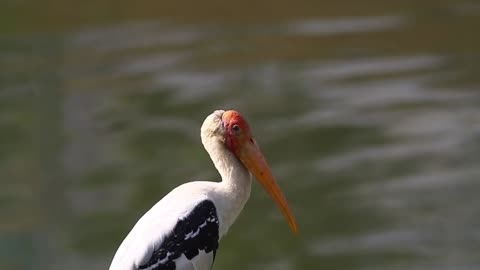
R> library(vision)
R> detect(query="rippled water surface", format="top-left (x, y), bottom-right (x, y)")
top-left (1, 1), bottom-right (480, 270)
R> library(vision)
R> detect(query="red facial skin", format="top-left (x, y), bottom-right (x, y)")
top-left (222, 110), bottom-right (253, 154)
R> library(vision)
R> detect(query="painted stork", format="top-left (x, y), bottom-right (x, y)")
top-left (109, 110), bottom-right (298, 270)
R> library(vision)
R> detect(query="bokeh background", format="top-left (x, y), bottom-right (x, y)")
top-left (1, 1), bottom-right (480, 269)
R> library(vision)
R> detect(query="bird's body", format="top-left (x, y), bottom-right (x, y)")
top-left (109, 110), bottom-right (297, 270)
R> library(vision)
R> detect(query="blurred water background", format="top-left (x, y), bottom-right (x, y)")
top-left (1, 1), bottom-right (480, 269)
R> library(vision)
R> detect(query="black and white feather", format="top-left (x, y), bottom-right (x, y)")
top-left (109, 181), bottom-right (230, 270)
top-left (139, 200), bottom-right (219, 270)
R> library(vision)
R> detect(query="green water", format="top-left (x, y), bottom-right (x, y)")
top-left (1, 1), bottom-right (479, 269)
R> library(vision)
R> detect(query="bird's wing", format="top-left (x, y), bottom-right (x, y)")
top-left (138, 200), bottom-right (219, 270)
top-left (109, 182), bottom-right (220, 270)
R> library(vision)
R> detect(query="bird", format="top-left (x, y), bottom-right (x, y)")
top-left (109, 109), bottom-right (298, 270)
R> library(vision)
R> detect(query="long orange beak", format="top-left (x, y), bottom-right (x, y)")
top-left (236, 139), bottom-right (298, 235)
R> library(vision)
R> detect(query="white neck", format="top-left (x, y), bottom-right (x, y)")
top-left (202, 136), bottom-right (252, 237)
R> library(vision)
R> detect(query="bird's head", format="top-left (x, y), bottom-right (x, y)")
top-left (201, 109), bottom-right (298, 235)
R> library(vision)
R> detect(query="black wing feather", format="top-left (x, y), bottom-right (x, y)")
top-left (138, 200), bottom-right (219, 270)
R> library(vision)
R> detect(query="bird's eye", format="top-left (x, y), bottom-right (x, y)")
top-left (232, 124), bottom-right (240, 132)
